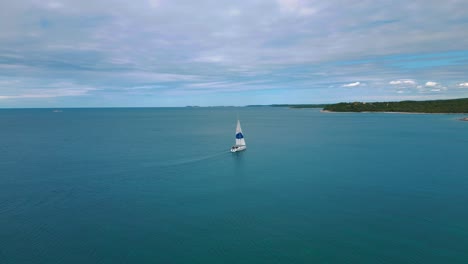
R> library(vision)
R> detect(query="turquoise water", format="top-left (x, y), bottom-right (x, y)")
top-left (1, 107), bottom-right (467, 263)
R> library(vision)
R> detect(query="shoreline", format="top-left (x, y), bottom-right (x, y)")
top-left (320, 109), bottom-right (468, 115)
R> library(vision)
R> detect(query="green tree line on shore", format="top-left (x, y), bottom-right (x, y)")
top-left (322, 98), bottom-right (468, 113)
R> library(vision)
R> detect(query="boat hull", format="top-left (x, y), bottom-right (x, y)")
top-left (230, 145), bottom-right (246, 152)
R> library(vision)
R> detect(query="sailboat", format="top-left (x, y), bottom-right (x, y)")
top-left (230, 119), bottom-right (247, 152)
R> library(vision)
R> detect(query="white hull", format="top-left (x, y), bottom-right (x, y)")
top-left (230, 145), bottom-right (246, 152)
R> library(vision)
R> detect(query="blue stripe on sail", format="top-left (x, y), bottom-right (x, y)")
top-left (236, 132), bottom-right (244, 139)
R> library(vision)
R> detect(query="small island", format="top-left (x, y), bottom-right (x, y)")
top-left (322, 98), bottom-right (468, 113)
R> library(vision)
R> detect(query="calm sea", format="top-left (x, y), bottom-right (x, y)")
top-left (1, 107), bottom-right (467, 263)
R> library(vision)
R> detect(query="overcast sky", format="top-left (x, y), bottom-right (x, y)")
top-left (1, 0), bottom-right (468, 107)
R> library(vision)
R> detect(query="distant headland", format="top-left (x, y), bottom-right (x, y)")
top-left (263, 98), bottom-right (468, 114)
top-left (323, 98), bottom-right (468, 113)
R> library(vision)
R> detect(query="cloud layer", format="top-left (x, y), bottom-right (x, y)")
top-left (1, 0), bottom-right (468, 106)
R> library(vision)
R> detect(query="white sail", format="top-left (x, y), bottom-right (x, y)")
top-left (235, 119), bottom-right (246, 146)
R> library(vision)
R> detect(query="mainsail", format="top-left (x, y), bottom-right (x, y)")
top-left (235, 120), bottom-right (246, 146)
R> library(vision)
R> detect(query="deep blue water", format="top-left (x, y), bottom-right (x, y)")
top-left (1, 107), bottom-right (467, 264)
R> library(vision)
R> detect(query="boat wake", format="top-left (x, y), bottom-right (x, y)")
top-left (143, 150), bottom-right (229, 168)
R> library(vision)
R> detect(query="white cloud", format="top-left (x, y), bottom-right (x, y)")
top-left (342, 81), bottom-right (361, 87)
top-left (148, 0), bottom-right (161, 8)
top-left (413, 81), bottom-right (448, 93)
top-left (458, 82), bottom-right (468, 87)
top-left (227, 8), bottom-right (241, 17)
top-left (277, 0), bottom-right (316, 16)
top-left (124, 85), bottom-right (165, 90)
top-left (0, 87), bottom-right (96, 99)
top-left (298, 7), bottom-right (316, 16)
top-left (186, 80), bottom-right (271, 89)
top-left (46, 1), bottom-right (64, 9)
top-left (277, 0), bottom-right (300, 11)
top-left (186, 81), bottom-right (233, 88)
top-left (194, 55), bottom-right (225, 63)
top-left (389, 79), bottom-right (416, 85)
top-left (124, 72), bottom-right (200, 82)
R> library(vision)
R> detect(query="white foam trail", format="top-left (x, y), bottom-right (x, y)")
top-left (143, 149), bottom-right (229, 168)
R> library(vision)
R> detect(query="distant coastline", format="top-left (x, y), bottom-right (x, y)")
top-left (270, 104), bottom-right (328, 108)
top-left (247, 104), bottom-right (326, 108)
top-left (280, 98), bottom-right (467, 114)
top-left (321, 109), bottom-right (468, 117)
top-left (322, 98), bottom-right (468, 113)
